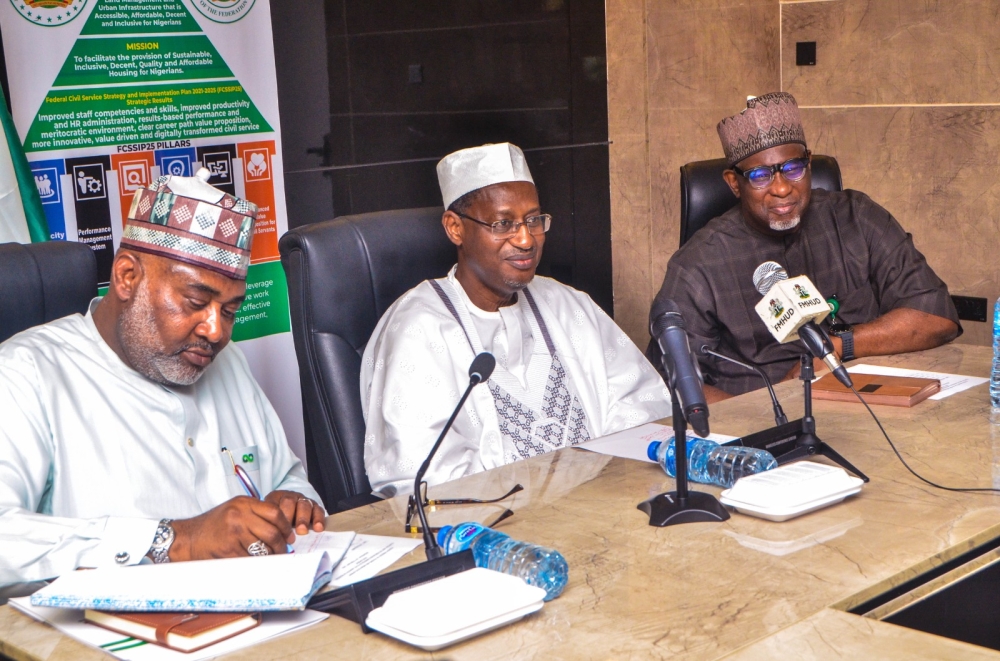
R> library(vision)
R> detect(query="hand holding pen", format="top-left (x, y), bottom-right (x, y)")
top-left (223, 448), bottom-right (325, 554)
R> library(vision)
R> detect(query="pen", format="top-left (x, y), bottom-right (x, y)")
top-left (222, 447), bottom-right (295, 554)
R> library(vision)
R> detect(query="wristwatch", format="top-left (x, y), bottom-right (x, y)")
top-left (829, 323), bottom-right (855, 362)
top-left (149, 518), bottom-right (175, 564)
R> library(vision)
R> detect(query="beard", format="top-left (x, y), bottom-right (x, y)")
top-left (117, 282), bottom-right (212, 386)
top-left (769, 215), bottom-right (801, 232)
top-left (502, 275), bottom-right (532, 291)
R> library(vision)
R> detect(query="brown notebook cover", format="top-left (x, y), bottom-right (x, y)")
top-left (84, 610), bottom-right (261, 653)
top-left (813, 373), bottom-right (941, 407)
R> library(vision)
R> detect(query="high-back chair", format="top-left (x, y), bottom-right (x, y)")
top-left (0, 241), bottom-right (98, 343)
top-left (279, 207), bottom-right (455, 512)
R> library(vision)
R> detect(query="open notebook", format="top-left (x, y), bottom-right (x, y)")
top-left (30, 550), bottom-right (342, 612)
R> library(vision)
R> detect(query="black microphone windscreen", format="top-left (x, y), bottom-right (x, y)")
top-left (650, 296), bottom-right (682, 321)
top-left (469, 352), bottom-right (496, 383)
top-left (650, 298), bottom-right (685, 335)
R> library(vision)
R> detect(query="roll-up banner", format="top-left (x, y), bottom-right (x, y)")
top-left (0, 0), bottom-right (307, 463)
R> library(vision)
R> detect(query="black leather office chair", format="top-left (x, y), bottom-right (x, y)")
top-left (678, 155), bottom-right (843, 247)
top-left (0, 241), bottom-right (98, 343)
top-left (279, 207), bottom-right (456, 512)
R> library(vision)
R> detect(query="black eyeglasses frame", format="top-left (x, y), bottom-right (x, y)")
top-left (731, 150), bottom-right (812, 190)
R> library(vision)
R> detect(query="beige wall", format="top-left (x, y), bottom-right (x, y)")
top-left (608, 0), bottom-right (996, 348)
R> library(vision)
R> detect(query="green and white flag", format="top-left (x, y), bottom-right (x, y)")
top-left (0, 86), bottom-right (46, 244)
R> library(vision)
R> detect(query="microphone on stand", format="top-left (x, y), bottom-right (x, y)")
top-left (639, 299), bottom-right (729, 527)
top-left (307, 355), bottom-right (497, 628)
top-left (413, 352), bottom-right (496, 560)
top-left (650, 298), bottom-right (710, 437)
top-left (751, 261), bottom-right (853, 388)
top-left (699, 345), bottom-right (788, 426)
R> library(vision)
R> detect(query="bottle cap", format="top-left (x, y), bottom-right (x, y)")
top-left (647, 440), bottom-right (662, 461)
top-left (436, 525), bottom-right (453, 547)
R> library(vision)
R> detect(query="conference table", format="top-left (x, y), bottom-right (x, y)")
top-left (4, 343), bottom-right (1000, 660)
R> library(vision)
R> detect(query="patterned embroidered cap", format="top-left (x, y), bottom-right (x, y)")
top-left (121, 168), bottom-right (258, 280)
top-left (717, 92), bottom-right (807, 166)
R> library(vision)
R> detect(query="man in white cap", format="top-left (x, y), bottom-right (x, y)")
top-left (0, 170), bottom-right (324, 596)
top-left (361, 143), bottom-right (670, 498)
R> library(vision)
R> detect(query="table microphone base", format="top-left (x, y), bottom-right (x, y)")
top-left (728, 421), bottom-right (870, 483)
top-left (638, 490), bottom-right (730, 527)
top-left (776, 432), bottom-right (870, 482)
top-left (306, 549), bottom-right (477, 633)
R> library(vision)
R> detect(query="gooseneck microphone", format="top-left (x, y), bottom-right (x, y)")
top-left (650, 299), bottom-right (710, 437)
top-left (751, 262), bottom-right (854, 388)
top-left (699, 345), bottom-right (788, 426)
top-left (413, 352), bottom-right (496, 560)
top-left (797, 323), bottom-right (853, 388)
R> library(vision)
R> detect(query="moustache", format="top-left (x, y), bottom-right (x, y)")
top-left (172, 342), bottom-right (216, 359)
top-left (501, 246), bottom-right (537, 261)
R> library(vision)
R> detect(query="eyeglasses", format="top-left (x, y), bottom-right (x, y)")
top-left (732, 151), bottom-right (812, 189)
top-left (404, 482), bottom-right (524, 534)
top-left (456, 212), bottom-right (551, 239)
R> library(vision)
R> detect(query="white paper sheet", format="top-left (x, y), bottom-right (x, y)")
top-left (291, 530), bottom-right (356, 563)
top-left (576, 422), bottom-right (738, 463)
top-left (9, 598), bottom-right (327, 661)
top-left (847, 364), bottom-right (988, 400)
top-left (329, 534), bottom-right (422, 587)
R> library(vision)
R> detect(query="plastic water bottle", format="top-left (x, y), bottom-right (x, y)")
top-left (437, 523), bottom-right (568, 601)
top-left (647, 437), bottom-right (777, 488)
top-left (992, 299), bottom-right (1000, 422)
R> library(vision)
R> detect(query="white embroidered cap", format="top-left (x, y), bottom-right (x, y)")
top-left (436, 142), bottom-right (535, 209)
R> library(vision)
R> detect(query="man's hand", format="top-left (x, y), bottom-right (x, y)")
top-left (264, 490), bottom-right (326, 536)
top-left (169, 496), bottom-right (294, 561)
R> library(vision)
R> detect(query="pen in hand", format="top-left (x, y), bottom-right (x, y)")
top-left (222, 447), bottom-right (295, 554)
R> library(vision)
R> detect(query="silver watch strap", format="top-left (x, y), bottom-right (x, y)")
top-left (149, 518), bottom-right (174, 564)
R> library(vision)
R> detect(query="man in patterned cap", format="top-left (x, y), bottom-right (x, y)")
top-left (650, 92), bottom-right (960, 400)
top-left (362, 143), bottom-right (670, 498)
top-left (0, 169), bottom-right (324, 595)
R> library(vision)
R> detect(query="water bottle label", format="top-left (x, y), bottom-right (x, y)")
top-left (451, 523), bottom-right (487, 550)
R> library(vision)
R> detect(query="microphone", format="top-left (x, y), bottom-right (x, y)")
top-left (699, 345), bottom-right (788, 426)
top-left (752, 262), bottom-right (853, 388)
top-left (413, 352), bottom-right (496, 559)
top-left (650, 298), bottom-right (710, 437)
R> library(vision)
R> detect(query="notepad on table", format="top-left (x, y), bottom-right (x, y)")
top-left (31, 551), bottom-right (334, 612)
top-left (813, 372), bottom-right (940, 407)
top-left (84, 610), bottom-right (261, 653)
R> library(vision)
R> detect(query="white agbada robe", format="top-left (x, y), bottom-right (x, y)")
top-left (361, 266), bottom-right (671, 497)
top-left (0, 301), bottom-right (320, 589)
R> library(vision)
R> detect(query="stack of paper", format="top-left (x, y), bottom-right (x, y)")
top-left (30, 550), bottom-right (340, 612)
top-left (10, 599), bottom-right (327, 661)
top-left (9, 529), bottom-right (430, 660)
top-left (720, 461), bottom-right (864, 521)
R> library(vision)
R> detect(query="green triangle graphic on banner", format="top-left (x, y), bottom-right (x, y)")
top-left (52, 36), bottom-right (234, 88)
top-left (23, 0), bottom-right (273, 152)
top-left (81, 0), bottom-right (202, 35)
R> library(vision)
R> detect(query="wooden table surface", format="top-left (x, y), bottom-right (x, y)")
top-left (4, 343), bottom-right (1000, 660)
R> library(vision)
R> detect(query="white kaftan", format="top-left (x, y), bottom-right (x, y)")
top-left (0, 302), bottom-right (321, 588)
top-left (361, 267), bottom-right (671, 497)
